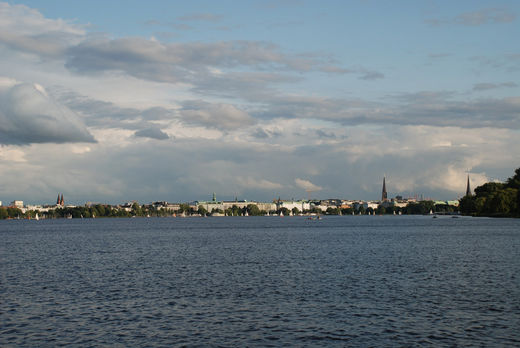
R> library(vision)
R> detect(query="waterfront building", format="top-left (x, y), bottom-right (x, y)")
top-left (25, 205), bottom-right (53, 212)
top-left (10, 200), bottom-right (24, 209)
top-left (275, 200), bottom-right (310, 212)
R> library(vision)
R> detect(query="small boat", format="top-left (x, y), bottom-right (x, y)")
top-left (35, 213), bottom-right (39, 221)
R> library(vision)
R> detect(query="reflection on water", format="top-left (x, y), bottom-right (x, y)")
top-left (1, 216), bottom-right (519, 346)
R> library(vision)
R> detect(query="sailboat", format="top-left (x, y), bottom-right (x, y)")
top-left (35, 212), bottom-right (39, 220)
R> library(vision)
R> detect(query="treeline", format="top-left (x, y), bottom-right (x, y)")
top-left (0, 207), bottom-right (24, 220)
top-left (320, 201), bottom-right (457, 216)
top-left (0, 203), bottom-right (175, 220)
top-left (459, 168), bottom-right (520, 217)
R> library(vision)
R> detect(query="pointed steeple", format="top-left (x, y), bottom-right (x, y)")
top-left (465, 174), bottom-right (471, 196)
top-left (60, 194), bottom-right (64, 206)
top-left (382, 176), bottom-right (388, 202)
top-left (57, 194), bottom-right (60, 205)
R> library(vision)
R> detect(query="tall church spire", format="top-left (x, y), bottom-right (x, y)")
top-left (465, 174), bottom-right (471, 196)
top-left (382, 176), bottom-right (388, 202)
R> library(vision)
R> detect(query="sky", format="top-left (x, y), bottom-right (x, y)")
top-left (0, 0), bottom-right (519, 205)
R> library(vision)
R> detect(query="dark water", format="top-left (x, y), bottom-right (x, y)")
top-left (1, 216), bottom-right (519, 347)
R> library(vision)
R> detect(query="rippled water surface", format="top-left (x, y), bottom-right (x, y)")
top-left (1, 216), bottom-right (520, 347)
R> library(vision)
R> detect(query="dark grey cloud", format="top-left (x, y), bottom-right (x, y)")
top-left (63, 37), bottom-right (350, 87)
top-left (427, 8), bottom-right (516, 26)
top-left (50, 89), bottom-right (177, 130)
top-left (251, 127), bottom-right (281, 139)
top-left (315, 129), bottom-right (338, 139)
top-left (0, 82), bottom-right (96, 145)
top-left (134, 127), bottom-right (169, 140)
top-left (251, 92), bottom-right (520, 129)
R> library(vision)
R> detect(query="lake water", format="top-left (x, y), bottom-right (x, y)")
top-left (1, 216), bottom-right (519, 347)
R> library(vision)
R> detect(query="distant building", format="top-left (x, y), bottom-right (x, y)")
top-left (10, 200), bottom-right (23, 209)
top-left (465, 175), bottom-right (472, 196)
top-left (276, 200), bottom-right (310, 212)
top-left (56, 193), bottom-right (64, 206)
top-left (382, 176), bottom-right (388, 202)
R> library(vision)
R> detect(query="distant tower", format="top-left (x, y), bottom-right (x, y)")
top-left (382, 176), bottom-right (388, 202)
top-left (56, 194), bottom-right (60, 205)
top-left (465, 174), bottom-right (472, 196)
top-left (60, 194), bottom-right (64, 206)
top-left (212, 192), bottom-right (216, 202)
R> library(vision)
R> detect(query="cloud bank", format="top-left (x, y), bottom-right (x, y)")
top-left (0, 78), bottom-right (95, 145)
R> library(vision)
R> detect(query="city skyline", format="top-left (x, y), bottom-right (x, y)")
top-left (0, 175), bottom-right (472, 206)
top-left (1, 1), bottom-right (519, 204)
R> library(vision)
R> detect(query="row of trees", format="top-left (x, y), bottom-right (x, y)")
top-left (0, 203), bottom-right (175, 220)
top-left (459, 167), bottom-right (520, 217)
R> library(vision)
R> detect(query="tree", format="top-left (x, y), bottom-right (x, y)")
top-left (459, 167), bottom-right (520, 217)
top-left (405, 201), bottom-right (434, 215)
top-left (198, 205), bottom-right (208, 216)
top-left (326, 207), bottom-right (339, 215)
top-left (247, 204), bottom-right (262, 216)
top-left (506, 168), bottom-right (520, 189)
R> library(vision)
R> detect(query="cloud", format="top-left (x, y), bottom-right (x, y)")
top-left (473, 82), bottom-right (518, 91)
top-left (252, 92), bottom-right (520, 129)
top-left (179, 100), bottom-right (255, 130)
top-left (250, 127), bottom-right (281, 139)
top-left (427, 8), bottom-right (516, 26)
top-left (0, 79), bottom-right (96, 145)
top-left (236, 176), bottom-right (283, 190)
top-left (0, 2), bottom-right (84, 57)
top-left (177, 13), bottom-right (223, 22)
top-left (455, 8), bottom-right (516, 26)
top-left (470, 54), bottom-right (520, 72)
top-left (64, 37), bottom-right (348, 84)
top-left (358, 70), bottom-right (385, 80)
top-left (134, 127), bottom-right (169, 140)
top-left (428, 53), bottom-right (451, 59)
top-left (295, 178), bottom-right (322, 191)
